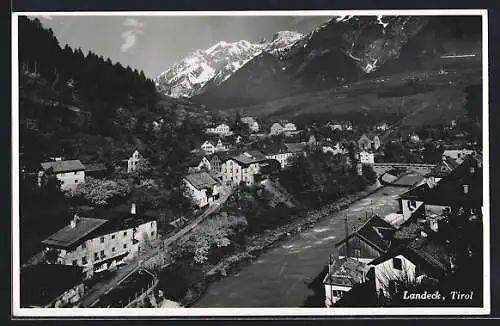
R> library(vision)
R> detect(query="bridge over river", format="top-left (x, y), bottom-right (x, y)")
top-left (371, 162), bottom-right (436, 177)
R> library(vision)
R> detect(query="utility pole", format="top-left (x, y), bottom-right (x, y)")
top-left (344, 215), bottom-right (349, 258)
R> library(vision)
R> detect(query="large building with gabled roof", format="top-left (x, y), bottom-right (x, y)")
top-left (38, 158), bottom-right (86, 192)
top-left (41, 205), bottom-right (157, 279)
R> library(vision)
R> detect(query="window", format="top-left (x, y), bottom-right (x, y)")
top-left (100, 250), bottom-right (105, 258)
top-left (74, 171), bottom-right (78, 175)
top-left (82, 257), bottom-right (87, 265)
top-left (75, 180), bottom-right (78, 184)
top-left (111, 234), bottom-right (115, 240)
top-left (151, 222), bottom-right (154, 227)
top-left (353, 248), bottom-right (361, 258)
top-left (393, 258), bottom-right (402, 270)
top-left (151, 231), bottom-right (155, 237)
top-left (94, 252), bottom-right (99, 261)
top-left (123, 231), bottom-right (127, 237)
top-left (123, 244), bottom-right (127, 249)
top-left (112, 247), bottom-right (115, 253)
top-left (100, 236), bottom-right (105, 243)
top-left (72, 260), bottom-right (77, 266)
top-left (81, 242), bottom-right (86, 249)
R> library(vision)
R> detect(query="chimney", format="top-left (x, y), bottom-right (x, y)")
top-left (131, 203), bottom-right (137, 215)
top-left (463, 184), bottom-right (469, 194)
top-left (70, 213), bottom-right (79, 228)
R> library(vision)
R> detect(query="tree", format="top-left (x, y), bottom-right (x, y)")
top-left (464, 84), bottom-right (482, 121)
top-left (70, 177), bottom-right (130, 206)
top-left (422, 142), bottom-right (444, 163)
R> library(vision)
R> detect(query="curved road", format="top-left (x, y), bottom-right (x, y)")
top-left (194, 185), bottom-right (409, 307)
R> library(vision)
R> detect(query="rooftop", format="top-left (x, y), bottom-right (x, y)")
top-left (323, 257), bottom-right (367, 287)
top-left (40, 160), bottom-right (86, 173)
top-left (369, 236), bottom-right (452, 279)
top-left (21, 264), bottom-right (84, 307)
top-left (400, 157), bottom-right (482, 207)
top-left (184, 172), bottom-right (219, 191)
top-left (42, 217), bottom-right (108, 249)
top-left (336, 214), bottom-right (396, 253)
top-left (84, 163), bottom-right (108, 173)
top-left (231, 150), bottom-right (268, 166)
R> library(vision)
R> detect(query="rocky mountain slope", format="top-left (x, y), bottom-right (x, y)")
top-left (193, 15), bottom-right (482, 111)
top-left (155, 31), bottom-right (304, 98)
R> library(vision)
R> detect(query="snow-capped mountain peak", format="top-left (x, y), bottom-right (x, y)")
top-left (155, 31), bottom-right (303, 98)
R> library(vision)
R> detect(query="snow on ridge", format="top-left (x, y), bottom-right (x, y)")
top-left (155, 31), bottom-right (305, 98)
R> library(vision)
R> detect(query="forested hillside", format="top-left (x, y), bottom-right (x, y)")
top-left (18, 17), bottom-right (205, 261)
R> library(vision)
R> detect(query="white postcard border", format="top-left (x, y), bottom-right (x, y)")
top-left (11, 9), bottom-right (490, 317)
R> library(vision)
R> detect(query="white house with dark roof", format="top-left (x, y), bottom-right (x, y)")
top-left (323, 257), bottom-right (368, 307)
top-left (206, 123), bottom-right (232, 137)
top-left (127, 150), bottom-right (143, 173)
top-left (38, 159), bottom-right (86, 192)
top-left (240, 117), bottom-right (259, 132)
top-left (183, 172), bottom-right (221, 208)
top-left (269, 123), bottom-right (284, 136)
top-left (41, 205), bottom-right (157, 279)
top-left (368, 237), bottom-right (453, 297)
top-left (221, 150), bottom-right (269, 186)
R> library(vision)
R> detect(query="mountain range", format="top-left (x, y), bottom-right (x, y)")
top-left (155, 30), bottom-right (304, 98)
top-left (155, 15), bottom-right (482, 123)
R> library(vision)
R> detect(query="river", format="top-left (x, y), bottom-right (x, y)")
top-left (193, 185), bottom-right (410, 307)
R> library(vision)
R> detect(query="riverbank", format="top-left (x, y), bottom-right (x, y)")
top-left (181, 183), bottom-right (383, 307)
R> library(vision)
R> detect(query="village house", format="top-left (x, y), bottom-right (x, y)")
top-left (38, 158), bottom-right (86, 192)
top-left (206, 123), bottom-right (232, 137)
top-left (201, 140), bottom-right (216, 155)
top-left (398, 156), bottom-right (481, 226)
top-left (127, 150), bottom-right (143, 173)
top-left (343, 121), bottom-right (353, 131)
top-left (358, 134), bottom-right (381, 151)
top-left (221, 150), bottom-right (270, 186)
top-left (326, 121), bottom-right (344, 131)
top-left (183, 171), bottom-right (221, 208)
top-left (359, 150), bottom-right (375, 164)
top-left (269, 122), bottom-right (284, 136)
top-left (443, 148), bottom-right (475, 164)
top-left (335, 215), bottom-right (396, 264)
top-left (240, 116), bottom-right (259, 133)
top-left (368, 236), bottom-right (453, 297)
top-left (185, 154), bottom-right (211, 174)
top-left (422, 156), bottom-right (459, 186)
top-left (261, 143), bottom-right (301, 169)
top-left (41, 205), bottom-right (158, 279)
top-left (21, 264), bottom-right (85, 308)
top-left (409, 132), bottom-right (421, 143)
top-left (322, 142), bottom-right (346, 156)
top-left (201, 139), bottom-right (229, 155)
top-left (323, 256), bottom-right (368, 307)
top-left (375, 122), bottom-right (389, 131)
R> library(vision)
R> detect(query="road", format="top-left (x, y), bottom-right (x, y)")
top-left (79, 186), bottom-right (233, 307)
top-left (194, 185), bottom-right (410, 307)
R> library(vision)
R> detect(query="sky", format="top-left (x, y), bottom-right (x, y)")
top-left (31, 15), bottom-right (333, 78)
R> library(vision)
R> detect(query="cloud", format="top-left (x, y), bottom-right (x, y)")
top-left (124, 18), bottom-right (144, 28)
top-left (120, 18), bottom-right (145, 53)
top-left (121, 29), bottom-right (143, 52)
